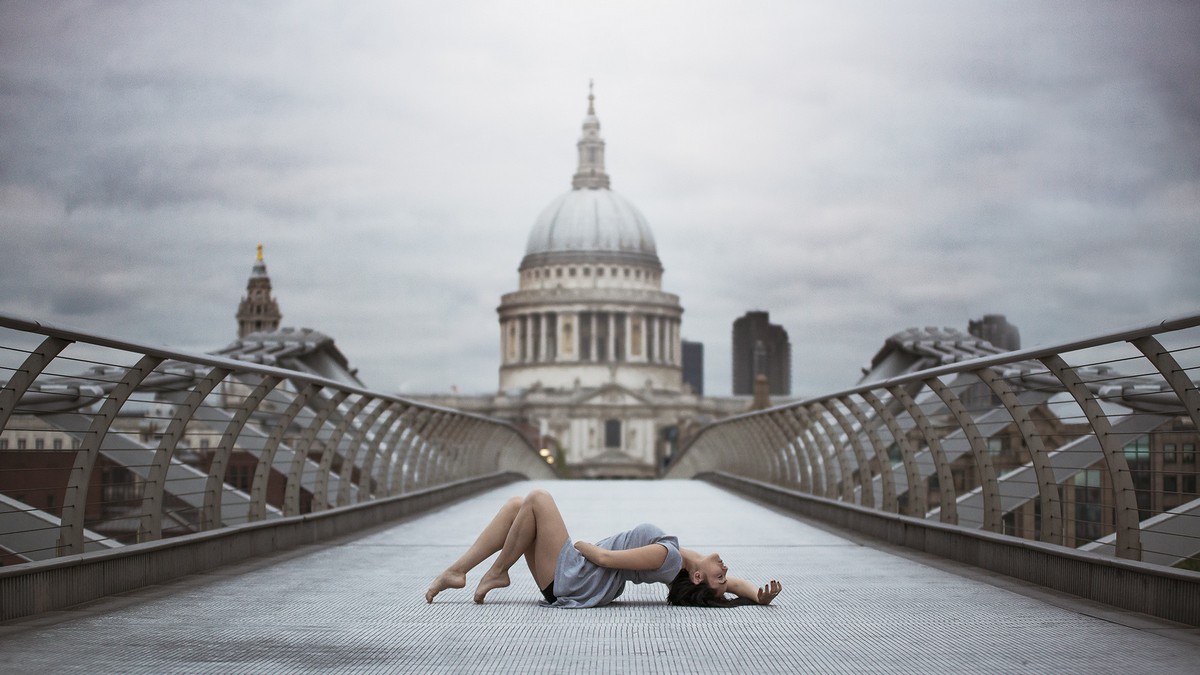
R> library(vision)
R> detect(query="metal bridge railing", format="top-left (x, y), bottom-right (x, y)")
top-left (0, 313), bottom-right (553, 565)
top-left (668, 313), bottom-right (1200, 570)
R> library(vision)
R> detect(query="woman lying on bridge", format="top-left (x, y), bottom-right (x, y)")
top-left (424, 489), bottom-right (782, 608)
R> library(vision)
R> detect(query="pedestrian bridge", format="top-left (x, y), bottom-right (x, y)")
top-left (2, 311), bottom-right (1200, 671)
top-left (2, 480), bottom-right (1198, 674)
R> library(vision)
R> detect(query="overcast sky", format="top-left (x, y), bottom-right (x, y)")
top-left (2, 1), bottom-right (1197, 399)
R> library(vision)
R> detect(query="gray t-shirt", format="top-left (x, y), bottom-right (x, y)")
top-left (546, 523), bottom-right (683, 609)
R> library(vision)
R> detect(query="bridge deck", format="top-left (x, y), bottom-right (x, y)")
top-left (2, 480), bottom-right (1198, 673)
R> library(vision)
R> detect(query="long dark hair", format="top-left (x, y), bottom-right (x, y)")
top-left (666, 570), bottom-right (756, 608)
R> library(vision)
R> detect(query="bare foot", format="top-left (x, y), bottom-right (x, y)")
top-left (425, 569), bottom-right (466, 603)
top-left (473, 569), bottom-right (510, 604)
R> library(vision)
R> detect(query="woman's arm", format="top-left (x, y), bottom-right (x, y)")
top-left (726, 576), bottom-right (782, 605)
top-left (574, 541), bottom-right (669, 571)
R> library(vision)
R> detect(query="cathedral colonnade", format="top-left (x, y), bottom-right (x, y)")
top-left (500, 310), bottom-right (681, 367)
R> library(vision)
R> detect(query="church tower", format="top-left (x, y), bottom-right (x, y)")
top-left (236, 244), bottom-right (282, 338)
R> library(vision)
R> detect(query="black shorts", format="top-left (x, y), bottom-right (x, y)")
top-left (540, 582), bottom-right (557, 604)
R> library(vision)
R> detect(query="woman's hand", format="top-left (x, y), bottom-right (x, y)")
top-left (574, 540), bottom-right (603, 565)
top-left (755, 579), bottom-right (782, 605)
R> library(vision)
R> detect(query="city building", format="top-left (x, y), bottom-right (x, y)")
top-left (420, 86), bottom-right (745, 476)
top-left (236, 244), bottom-right (282, 338)
top-left (681, 340), bottom-right (704, 396)
top-left (732, 311), bottom-right (791, 396)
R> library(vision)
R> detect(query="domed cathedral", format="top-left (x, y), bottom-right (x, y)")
top-left (490, 85), bottom-right (739, 478)
top-left (498, 86), bottom-right (683, 395)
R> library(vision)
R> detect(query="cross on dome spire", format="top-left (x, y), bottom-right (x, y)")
top-left (572, 80), bottom-right (610, 190)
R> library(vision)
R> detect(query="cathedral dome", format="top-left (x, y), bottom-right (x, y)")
top-left (520, 86), bottom-right (661, 270)
top-left (525, 188), bottom-right (657, 260)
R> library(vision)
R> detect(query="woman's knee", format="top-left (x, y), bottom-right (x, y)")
top-left (504, 495), bottom-right (524, 511)
top-left (525, 489), bottom-right (553, 506)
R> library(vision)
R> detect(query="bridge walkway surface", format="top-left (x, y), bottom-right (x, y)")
top-left (2, 480), bottom-right (1199, 674)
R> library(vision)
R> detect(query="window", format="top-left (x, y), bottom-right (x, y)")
top-left (1184, 475), bottom-right (1197, 494)
top-left (1184, 444), bottom-right (1196, 464)
top-left (569, 268), bottom-right (576, 277)
top-left (35, 438), bottom-right (44, 450)
top-left (53, 438), bottom-right (63, 450)
top-left (1165, 443), bottom-right (1177, 463)
top-left (0, 439), bottom-right (6, 450)
top-left (624, 268), bottom-right (630, 277)
top-left (987, 438), bottom-right (1004, 455)
top-left (1164, 475), bottom-right (1178, 493)
top-left (200, 439), bottom-right (210, 450)
top-left (604, 420), bottom-right (621, 448)
top-left (1124, 435), bottom-right (1150, 464)
top-left (583, 267), bottom-right (591, 276)
top-left (597, 268), bottom-right (604, 277)
top-left (17, 438), bottom-right (26, 449)
top-left (556, 268), bottom-right (563, 277)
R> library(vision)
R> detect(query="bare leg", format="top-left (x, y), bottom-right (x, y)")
top-left (425, 496), bottom-right (523, 603)
top-left (474, 489), bottom-right (569, 604)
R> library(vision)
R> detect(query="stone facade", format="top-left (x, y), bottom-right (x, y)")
top-left (236, 244), bottom-right (282, 338)
top-left (429, 86), bottom-right (746, 477)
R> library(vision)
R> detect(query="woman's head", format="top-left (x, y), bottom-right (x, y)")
top-left (690, 551), bottom-right (728, 594)
top-left (666, 568), bottom-right (755, 608)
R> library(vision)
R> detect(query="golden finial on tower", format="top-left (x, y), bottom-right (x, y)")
top-left (256, 243), bottom-right (264, 262)
top-left (587, 78), bottom-right (595, 114)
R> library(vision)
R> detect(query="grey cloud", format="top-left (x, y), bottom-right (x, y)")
top-left (1, 1), bottom-right (1197, 398)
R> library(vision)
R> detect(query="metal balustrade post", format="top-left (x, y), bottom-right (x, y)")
top-left (1132, 335), bottom-right (1200, 431)
top-left (777, 409), bottom-right (813, 493)
top-left (797, 406), bottom-right (840, 499)
top-left (313, 393), bottom-right (373, 512)
top-left (821, 399), bottom-right (874, 507)
top-left (446, 418), bottom-right (475, 482)
top-left (455, 423), bottom-right (481, 477)
top-left (861, 389), bottom-right (925, 517)
top-left (839, 394), bottom-right (897, 512)
top-left (430, 417), bottom-right (465, 485)
top-left (0, 335), bottom-right (72, 433)
top-left (716, 425), bottom-right (742, 476)
top-left (887, 384), bottom-right (958, 524)
top-left (338, 399), bottom-right (392, 506)
top-left (494, 430), bottom-right (516, 474)
top-left (285, 389), bottom-right (350, 517)
top-left (373, 407), bottom-right (416, 499)
top-left (58, 354), bottom-right (164, 555)
top-left (769, 411), bottom-right (803, 485)
top-left (409, 413), bottom-right (449, 493)
top-left (767, 410), bottom-right (803, 487)
top-left (203, 374), bottom-right (282, 529)
top-left (749, 415), bottom-right (784, 483)
top-left (468, 425), bottom-right (497, 475)
top-left (1040, 354), bottom-right (1142, 559)
top-left (974, 368), bottom-right (1063, 544)
top-left (458, 420), bottom-right (486, 477)
top-left (925, 376), bottom-right (1002, 532)
top-left (747, 418), bottom-right (777, 482)
top-left (140, 365), bottom-right (233, 541)
top-left (250, 382), bottom-right (321, 522)
top-left (394, 413), bottom-right (428, 493)
top-left (393, 411), bottom-right (434, 495)
top-left (785, 408), bottom-right (823, 496)
top-left (812, 402), bottom-right (860, 502)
